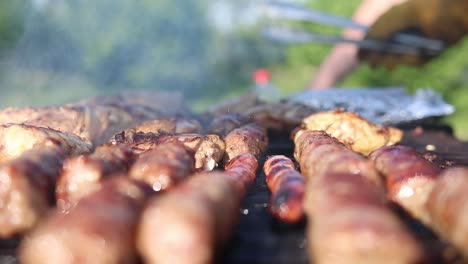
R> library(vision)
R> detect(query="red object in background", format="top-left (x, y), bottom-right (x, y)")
top-left (253, 69), bottom-right (271, 85)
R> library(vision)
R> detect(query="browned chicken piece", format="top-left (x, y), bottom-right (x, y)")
top-left (137, 153), bottom-right (258, 264)
top-left (0, 105), bottom-right (134, 146)
top-left (223, 122), bottom-right (268, 163)
top-left (129, 142), bottom-right (195, 191)
top-left (19, 177), bottom-right (153, 264)
top-left (427, 167), bottom-right (468, 258)
top-left (263, 155), bottom-right (305, 223)
top-left (56, 144), bottom-right (136, 212)
top-left (206, 112), bottom-right (251, 137)
top-left (294, 130), bottom-right (423, 264)
top-left (111, 130), bottom-right (225, 171)
top-left (369, 145), bottom-right (441, 225)
top-left (300, 109), bottom-right (403, 155)
top-left (0, 123), bottom-right (92, 163)
top-left (0, 91), bottom-right (191, 146)
top-left (0, 147), bottom-right (66, 238)
top-left (130, 118), bottom-right (203, 134)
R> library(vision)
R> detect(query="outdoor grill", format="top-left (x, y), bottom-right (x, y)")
top-left (0, 107), bottom-right (467, 264)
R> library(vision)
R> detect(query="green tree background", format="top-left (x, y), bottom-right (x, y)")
top-left (0, 0), bottom-right (467, 140)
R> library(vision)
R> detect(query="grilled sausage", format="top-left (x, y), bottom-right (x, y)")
top-left (19, 177), bottom-right (153, 264)
top-left (129, 142), bottom-right (195, 191)
top-left (263, 155), bottom-right (305, 223)
top-left (137, 153), bottom-right (258, 264)
top-left (369, 145), bottom-right (441, 225)
top-left (426, 167), bottom-right (468, 258)
top-left (223, 122), bottom-right (268, 163)
top-left (0, 123), bottom-right (91, 162)
top-left (110, 130), bottom-right (225, 171)
top-left (0, 147), bottom-right (66, 238)
top-left (294, 130), bottom-right (423, 264)
top-left (56, 144), bottom-right (136, 212)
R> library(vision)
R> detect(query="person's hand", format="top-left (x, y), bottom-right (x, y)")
top-left (358, 0), bottom-right (468, 69)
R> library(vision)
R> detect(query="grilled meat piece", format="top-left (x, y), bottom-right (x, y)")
top-left (223, 122), bottom-right (268, 163)
top-left (263, 155), bottom-right (305, 223)
top-left (206, 113), bottom-right (251, 137)
top-left (111, 130), bottom-right (225, 171)
top-left (129, 142), bottom-right (195, 191)
top-left (0, 123), bottom-right (91, 163)
top-left (300, 109), bottom-right (403, 155)
top-left (427, 167), bottom-right (468, 258)
top-left (56, 144), bottom-right (136, 212)
top-left (0, 147), bottom-right (66, 238)
top-left (294, 130), bottom-right (423, 264)
top-left (129, 118), bottom-right (203, 134)
top-left (0, 105), bottom-right (135, 146)
top-left (369, 145), bottom-right (441, 225)
top-left (19, 177), bottom-right (153, 264)
top-left (0, 91), bottom-right (190, 146)
top-left (137, 153), bottom-right (258, 264)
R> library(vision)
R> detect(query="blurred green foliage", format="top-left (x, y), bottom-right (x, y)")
top-left (270, 0), bottom-right (468, 140)
top-left (0, 0), bottom-right (467, 140)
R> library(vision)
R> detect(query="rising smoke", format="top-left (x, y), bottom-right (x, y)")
top-left (0, 0), bottom-right (283, 108)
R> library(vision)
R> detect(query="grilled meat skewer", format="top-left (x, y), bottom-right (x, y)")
top-left (19, 177), bottom-right (153, 264)
top-left (223, 122), bottom-right (268, 163)
top-left (137, 153), bottom-right (258, 264)
top-left (263, 155), bottom-right (305, 223)
top-left (55, 144), bottom-right (136, 212)
top-left (123, 117), bottom-right (203, 134)
top-left (129, 142), bottom-right (195, 191)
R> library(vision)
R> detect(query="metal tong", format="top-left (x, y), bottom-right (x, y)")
top-left (261, 1), bottom-right (444, 56)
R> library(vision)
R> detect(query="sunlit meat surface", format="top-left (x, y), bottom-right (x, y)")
top-left (55, 144), bottom-right (136, 212)
top-left (137, 153), bottom-right (258, 264)
top-left (223, 122), bottom-right (268, 163)
top-left (300, 110), bottom-right (403, 155)
top-left (0, 147), bottom-right (66, 238)
top-left (369, 145), bottom-right (442, 225)
top-left (19, 177), bottom-right (153, 264)
top-left (294, 130), bottom-right (423, 264)
top-left (0, 123), bottom-right (91, 162)
top-left (129, 141), bottom-right (195, 191)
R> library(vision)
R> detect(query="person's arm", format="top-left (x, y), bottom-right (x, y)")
top-left (308, 0), bottom-right (406, 90)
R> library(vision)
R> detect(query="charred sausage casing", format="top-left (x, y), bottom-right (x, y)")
top-left (129, 141), bottom-right (195, 191)
top-left (137, 153), bottom-right (258, 264)
top-left (369, 145), bottom-right (441, 224)
top-left (223, 122), bottom-right (268, 163)
top-left (56, 144), bottom-right (136, 212)
top-left (19, 177), bottom-right (153, 264)
top-left (263, 155), bottom-right (305, 223)
top-left (0, 147), bottom-right (66, 238)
